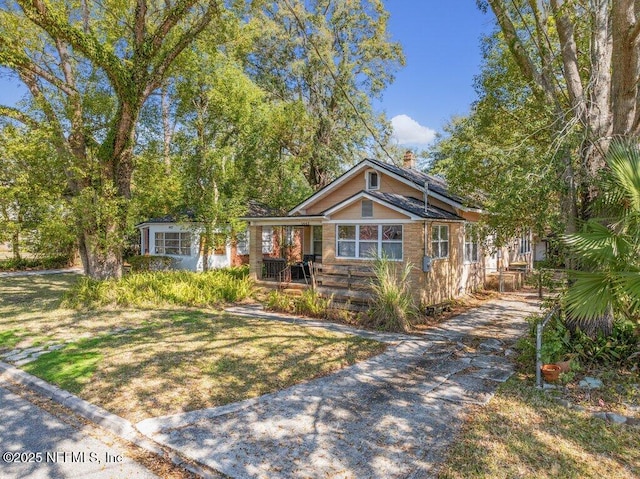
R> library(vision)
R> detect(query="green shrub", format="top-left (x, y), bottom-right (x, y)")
top-left (0, 255), bottom-right (72, 272)
top-left (517, 312), bottom-right (572, 366)
top-left (265, 290), bottom-right (294, 314)
top-left (518, 310), bottom-right (639, 368)
top-left (61, 268), bottom-right (254, 309)
top-left (570, 319), bottom-right (639, 366)
top-left (126, 255), bottom-right (176, 272)
top-left (367, 255), bottom-right (418, 332)
top-left (294, 290), bottom-right (332, 318)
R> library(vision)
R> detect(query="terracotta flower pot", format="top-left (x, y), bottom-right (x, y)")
top-left (541, 364), bottom-right (561, 382)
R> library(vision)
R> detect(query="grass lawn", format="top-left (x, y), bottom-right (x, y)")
top-left (439, 373), bottom-right (640, 479)
top-left (0, 274), bottom-right (386, 423)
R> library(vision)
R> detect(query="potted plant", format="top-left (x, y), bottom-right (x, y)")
top-left (541, 363), bottom-right (562, 382)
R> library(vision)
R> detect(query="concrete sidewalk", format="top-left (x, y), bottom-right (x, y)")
top-left (137, 296), bottom-right (540, 479)
top-left (0, 385), bottom-right (158, 479)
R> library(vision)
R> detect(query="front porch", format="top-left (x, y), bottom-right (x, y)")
top-left (246, 220), bottom-right (323, 284)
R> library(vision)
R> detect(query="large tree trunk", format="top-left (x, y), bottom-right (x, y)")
top-left (75, 102), bottom-right (140, 280)
top-left (79, 229), bottom-right (123, 280)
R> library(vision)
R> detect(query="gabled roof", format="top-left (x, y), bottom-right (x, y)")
top-left (289, 157), bottom-right (481, 216)
top-left (322, 190), bottom-right (464, 221)
top-left (365, 158), bottom-right (477, 208)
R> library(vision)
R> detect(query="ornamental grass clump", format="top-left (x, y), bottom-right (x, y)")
top-left (62, 266), bottom-right (252, 309)
top-left (367, 255), bottom-right (418, 332)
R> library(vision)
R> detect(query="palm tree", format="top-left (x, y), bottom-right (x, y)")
top-left (563, 138), bottom-right (640, 336)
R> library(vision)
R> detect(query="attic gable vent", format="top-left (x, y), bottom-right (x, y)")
top-left (362, 199), bottom-right (373, 217)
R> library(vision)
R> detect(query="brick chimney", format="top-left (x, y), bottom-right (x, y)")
top-left (403, 150), bottom-right (415, 169)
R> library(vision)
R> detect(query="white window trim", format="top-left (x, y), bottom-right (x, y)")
top-left (336, 224), bottom-right (403, 261)
top-left (236, 231), bottom-right (249, 256)
top-left (519, 229), bottom-right (531, 254)
top-left (262, 228), bottom-right (274, 254)
top-left (311, 225), bottom-right (322, 255)
top-left (365, 169), bottom-right (380, 191)
top-left (464, 223), bottom-right (479, 263)
top-left (154, 231), bottom-right (192, 256)
top-left (431, 224), bottom-right (449, 260)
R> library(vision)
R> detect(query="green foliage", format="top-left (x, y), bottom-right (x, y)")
top-left (61, 268), bottom-right (253, 309)
top-left (294, 290), bottom-right (332, 318)
top-left (430, 30), bottom-right (564, 246)
top-left (367, 255), bottom-right (418, 332)
top-left (526, 264), bottom-right (564, 299)
top-left (520, 313), bottom-right (572, 365)
top-left (0, 255), bottom-right (72, 272)
top-left (126, 255), bottom-right (177, 272)
top-left (563, 139), bottom-right (640, 330)
top-left (519, 311), bottom-right (639, 368)
top-left (570, 319), bottom-right (639, 367)
top-left (265, 290), bottom-right (332, 319)
top-left (248, 0), bottom-right (404, 188)
top-left (0, 125), bottom-right (75, 259)
top-left (265, 290), bottom-right (295, 314)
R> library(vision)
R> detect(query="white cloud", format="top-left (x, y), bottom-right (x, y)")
top-left (391, 114), bottom-right (437, 145)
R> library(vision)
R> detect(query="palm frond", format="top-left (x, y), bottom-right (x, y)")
top-left (563, 221), bottom-right (632, 267)
top-left (564, 271), bottom-right (617, 321)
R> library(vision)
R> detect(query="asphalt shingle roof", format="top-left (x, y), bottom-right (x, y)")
top-left (357, 191), bottom-right (464, 220)
top-left (366, 158), bottom-right (478, 208)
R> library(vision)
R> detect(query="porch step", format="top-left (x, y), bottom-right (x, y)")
top-left (485, 271), bottom-right (524, 292)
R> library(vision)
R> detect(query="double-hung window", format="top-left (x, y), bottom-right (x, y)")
top-left (519, 229), bottom-right (531, 254)
top-left (312, 226), bottom-right (322, 256)
top-left (155, 232), bottom-right (191, 256)
top-left (336, 224), bottom-right (403, 260)
top-left (431, 225), bottom-right (449, 259)
top-left (262, 228), bottom-right (273, 254)
top-left (236, 231), bottom-right (249, 256)
top-left (464, 224), bottom-right (479, 263)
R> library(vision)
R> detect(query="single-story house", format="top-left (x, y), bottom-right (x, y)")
top-left (241, 153), bottom-right (533, 306)
top-left (135, 202), bottom-right (279, 271)
top-left (135, 214), bottom-right (247, 271)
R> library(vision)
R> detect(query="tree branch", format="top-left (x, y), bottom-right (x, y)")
top-left (144, 1), bottom-right (219, 97)
top-left (0, 37), bottom-right (77, 97)
top-left (487, 0), bottom-right (551, 102)
top-left (0, 105), bottom-right (41, 129)
top-left (550, 0), bottom-right (586, 118)
top-left (146, 0), bottom-right (199, 57)
top-left (16, 0), bottom-right (128, 96)
top-left (134, 0), bottom-right (147, 51)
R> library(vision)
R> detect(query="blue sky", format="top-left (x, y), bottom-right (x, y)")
top-left (381, 1), bottom-right (495, 147)
top-left (0, 1), bottom-right (494, 147)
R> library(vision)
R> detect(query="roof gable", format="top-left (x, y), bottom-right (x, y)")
top-left (289, 158), bottom-right (480, 216)
top-left (322, 190), bottom-right (464, 221)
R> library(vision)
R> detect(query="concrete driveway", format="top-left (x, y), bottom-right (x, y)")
top-left (0, 385), bottom-right (158, 479)
top-left (137, 296), bottom-right (539, 479)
